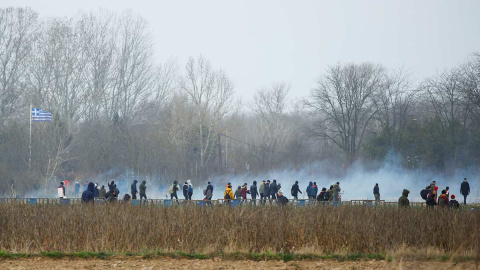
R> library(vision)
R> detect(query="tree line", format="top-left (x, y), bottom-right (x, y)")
top-left (0, 7), bottom-right (479, 196)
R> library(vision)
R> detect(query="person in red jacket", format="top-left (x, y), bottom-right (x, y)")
top-left (241, 183), bottom-right (250, 204)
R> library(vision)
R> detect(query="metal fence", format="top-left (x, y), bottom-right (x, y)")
top-left (0, 197), bottom-right (429, 207)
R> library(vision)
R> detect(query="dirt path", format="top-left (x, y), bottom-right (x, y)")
top-left (0, 257), bottom-right (477, 270)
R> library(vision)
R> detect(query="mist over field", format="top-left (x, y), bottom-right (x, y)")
top-left (0, 5), bottom-right (479, 202)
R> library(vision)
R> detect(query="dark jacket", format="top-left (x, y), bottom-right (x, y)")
top-left (312, 185), bottom-right (318, 196)
top-left (131, 180), bottom-right (138, 195)
top-left (269, 181), bottom-right (278, 196)
top-left (373, 185), bottom-right (379, 195)
top-left (139, 180), bottom-right (146, 195)
top-left (426, 196), bottom-right (437, 208)
top-left (264, 183), bottom-right (270, 196)
top-left (234, 187), bottom-right (242, 199)
top-left (291, 183), bottom-right (301, 196)
top-left (277, 195), bottom-right (289, 205)
top-left (250, 184), bottom-right (259, 197)
top-left (81, 182), bottom-right (95, 203)
top-left (108, 181), bottom-right (115, 192)
top-left (183, 184), bottom-right (188, 197)
top-left (317, 191), bottom-right (327, 201)
top-left (460, 181), bottom-right (470, 195)
top-left (448, 199), bottom-right (460, 208)
top-left (207, 184), bottom-right (213, 193)
top-left (398, 189), bottom-right (410, 207)
top-left (94, 186), bottom-right (99, 197)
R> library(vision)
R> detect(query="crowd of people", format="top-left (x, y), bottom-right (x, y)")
top-left (56, 177), bottom-right (474, 208)
top-left (397, 178), bottom-right (471, 208)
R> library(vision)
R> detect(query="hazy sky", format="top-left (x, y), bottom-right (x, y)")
top-left (3, 0), bottom-right (480, 101)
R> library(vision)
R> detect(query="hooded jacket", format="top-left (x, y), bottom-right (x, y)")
top-left (269, 180), bottom-right (278, 196)
top-left (398, 189), bottom-right (410, 207)
top-left (241, 185), bottom-right (249, 199)
top-left (264, 182), bottom-right (270, 196)
top-left (183, 183), bottom-right (188, 197)
top-left (277, 193), bottom-right (289, 205)
top-left (139, 180), bottom-right (146, 195)
top-left (108, 181), bottom-right (115, 192)
top-left (460, 180), bottom-right (470, 195)
top-left (373, 185), bottom-right (379, 195)
top-left (234, 186), bottom-right (242, 199)
top-left (306, 182), bottom-right (313, 196)
top-left (224, 186), bottom-right (234, 200)
top-left (81, 182), bottom-right (95, 203)
top-left (131, 180), bottom-right (138, 195)
top-left (259, 182), bottom-right (265, 194)
top-left (250, 183), bottom-right (259, 197)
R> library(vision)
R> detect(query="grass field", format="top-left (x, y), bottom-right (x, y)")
top-left (0, 203), bottom-right (478, 261)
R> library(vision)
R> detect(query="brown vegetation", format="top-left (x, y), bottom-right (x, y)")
top-left (0, 204), bottom-right (478, 256)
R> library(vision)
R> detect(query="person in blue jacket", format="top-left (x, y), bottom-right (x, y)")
top-left (306, 182), bottom-right (313, 200)
top-left (131, 179), bottom-right (138, 199)
top-left (81, 182), bottom-right (95, 203)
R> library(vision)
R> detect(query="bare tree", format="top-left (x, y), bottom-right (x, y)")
top-left (0, 8), bottom-right (38, 125)
top-left (180, 56), bottom-right (236, 175)
top-left (306, 63), bottom-right (386, 163)
top-left (373, 69), bottom-right (416, 148)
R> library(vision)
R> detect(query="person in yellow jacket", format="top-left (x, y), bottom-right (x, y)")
top-left (224, 185), bottom-right (234, 205)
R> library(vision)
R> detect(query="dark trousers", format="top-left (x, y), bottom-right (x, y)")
top-left (132, 194), bottom-right (137, 200)
top-left (183, 193), bottom-right (188, 200)
top-left (140, 194), bottom-right (147, 200)
top-left (188, 193), bottom-right (192, 200)
top-left (251, 195), bottom-right (257, 206)
top-left (463, 194), bottom-right (468, 205)
top-left (271, 194), bottom-right (276, 200)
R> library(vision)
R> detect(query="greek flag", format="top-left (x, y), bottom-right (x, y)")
top-left (31, 108), bottom-right (52, 122)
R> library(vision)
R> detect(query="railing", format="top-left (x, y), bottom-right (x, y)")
top-left (0, 197), bottom-right (432, 207)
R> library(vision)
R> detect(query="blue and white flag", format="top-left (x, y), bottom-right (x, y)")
top-left (31, 108), bottom-right (52, 122)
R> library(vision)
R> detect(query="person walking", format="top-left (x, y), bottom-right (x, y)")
top-left (264, 180), bottom-right (271, 200)
top-left (99, 185), bottom-right (106, 198)
top-left (169, 180), bottom-right (180, 203)
top-left (139, 180), bottom-right (147, 200)
top-left (81, 182), bottom-right (95, 203)
top-left (306, 182), bottom-right (313, 200)
top-left (398, 189), bottom-right (410, 208)
top-left (460, 178), bottom-right (470, 205)
top-left (373, 183), bottom-right (380, 202)
top-left (234, 186), bottom-right (242, 200)
top-left (241, 183), bottom-right (249, 204)
top-left (332, 182), bottom-right (341, 202)
top-left (250, 181), bottom-right (259, 206)
top-left (131, 179), bottom-right (138, 200)
top-left (183, 182), bottom-right (188, 200)
top-left (291, 181), bottom-right (302, 200)
top-left (57, 181), bottom-right (66, 198)
top-left (270, 179), bottom-right (278, 200)
top-left (187, 179), bottom-right (193, 200)
top-left (205, 182), bottom-right (213, 204)
top-left (259, 180), bottom-right (265, 204)
top-left (224, 184), bottom-right (234, 205)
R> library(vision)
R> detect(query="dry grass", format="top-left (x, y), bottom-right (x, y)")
top-left (0, 203), bottom-right (478, 256)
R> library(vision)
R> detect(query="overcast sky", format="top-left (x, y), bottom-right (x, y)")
top-left (3, 0), bottom-right (480, 102)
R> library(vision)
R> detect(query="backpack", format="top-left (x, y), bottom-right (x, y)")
top-left (420, 189), bottom-right (428, 200)
top-left (224, 190), bottom-right (231, 200)
top-left (169, 185), bottom-right (174, 194)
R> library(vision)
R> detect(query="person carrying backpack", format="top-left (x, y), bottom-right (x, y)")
top-left (169, 180), bottom-right (180, 202)
top-left (234, 186), bottom-right (242, 200)
top-left (420, 186), bottom-right (431, 201)
top-left (426, 193), bottom-right (437, 209)
top-left (270, 180), bottom-right (278, 200)
top-left (224, 185), bottom-right (234, 205)
top-left (448, 195), bottom-right (460, 209)
top-left (291, 181), bottom-right (302, 200)
top-left (438, 190), bottom-right (448, 208)
top-left (317, 187), bottom-right (327, 202)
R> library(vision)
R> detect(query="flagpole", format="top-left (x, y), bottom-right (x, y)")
top-left (29, 105), bottom-right (32, 169)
